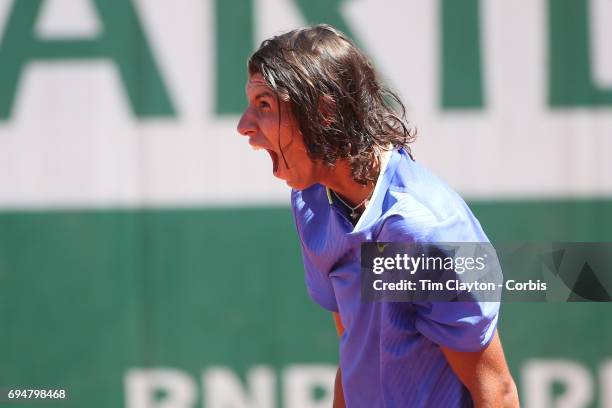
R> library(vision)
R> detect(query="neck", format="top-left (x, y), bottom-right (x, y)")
top-left (322, 161), bottom-right (375, 208)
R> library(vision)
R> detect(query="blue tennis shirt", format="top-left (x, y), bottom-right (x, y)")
top-left (291, 148), bottom-right (499, 407)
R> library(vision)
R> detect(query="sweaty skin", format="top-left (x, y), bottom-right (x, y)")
top-left (238, 74), bottom-right (324, 190)
top-left (237, 73), bottom-right (375, 208)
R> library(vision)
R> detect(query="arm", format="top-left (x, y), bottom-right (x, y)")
top-left (332, 312), bottom-right (346, 408)
top-left (440, 330), bottom-right (519, 408)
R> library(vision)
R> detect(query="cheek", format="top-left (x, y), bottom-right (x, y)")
top-left (258, 118), bottom-right (274, 136)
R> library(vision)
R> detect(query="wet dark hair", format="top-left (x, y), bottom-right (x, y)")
top-left (248, 24), bottom-right (416, 185)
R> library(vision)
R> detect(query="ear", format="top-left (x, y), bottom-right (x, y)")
top-left (318, 95), bottom-right (336, 127)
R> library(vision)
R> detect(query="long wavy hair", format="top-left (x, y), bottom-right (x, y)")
top-left (248, 24), bottom-right (416, 185)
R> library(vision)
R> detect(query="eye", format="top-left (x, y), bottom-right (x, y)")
top-left (259, 100), bottom-right (271, 110)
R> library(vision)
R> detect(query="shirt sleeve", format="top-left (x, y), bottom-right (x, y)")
top-left (300, 245), bottom-right (339, 312)
top-left (378, 211), bottom-right (500, 352)
top-left (291, 191), bottom-right (339, 313)
top-left (412, 299), bottom-right (499, 351)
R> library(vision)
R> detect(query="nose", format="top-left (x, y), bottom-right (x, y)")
top-left (237, 109), bottom-right (256, 137)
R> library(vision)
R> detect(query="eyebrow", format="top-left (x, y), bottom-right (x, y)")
top-left (254, 91), bottom-right (275, 101)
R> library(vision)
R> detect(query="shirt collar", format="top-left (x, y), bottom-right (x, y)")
top-left (325, 148), bottom-right (402, 234)
top-left (352, 148), bottom-right (393, 231)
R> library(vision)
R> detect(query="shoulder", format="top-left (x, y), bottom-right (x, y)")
top-left (291, 184), bottom-right (328, 225)
top-left (377, 196), bottom-right (488, 243)
top-left (290, 184), bottom-right (337, 252)
top-left (376, 193), bottom-right (440, 242)
top-left (291, 184), bottom-right (326, 210)
top-left (377, 198), bottom-right (473, 244)
top-left (377, 154), bottom-right (488, 242)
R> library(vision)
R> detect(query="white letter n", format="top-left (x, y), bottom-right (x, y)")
top-left (124, 368), bottom-right (197, 408)
top-left (203, 366), bottom-right (275, 408)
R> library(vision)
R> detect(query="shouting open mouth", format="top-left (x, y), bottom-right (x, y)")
top-left (266, 149), bottom-right (279, 174)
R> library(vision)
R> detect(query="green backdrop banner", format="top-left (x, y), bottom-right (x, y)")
top-left (1, 200), bottom-right (611, 407)
top-left (1, 1), bottom-right (611, 407)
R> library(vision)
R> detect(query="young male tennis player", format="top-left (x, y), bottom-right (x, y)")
top-left (237, 24), bottom-right (519, 408)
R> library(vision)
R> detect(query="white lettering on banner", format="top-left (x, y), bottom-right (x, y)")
top-left (124, 368), bottom-right (197, 408)
top-left (203, 366), bottom-right (275, 408)
top-left (124, 365), bottom-right (337, 408)
top-left (283, 365), bottom-right (335, 408)
top-left (124, 362), bottom-right (612, 408)
top-left (36, 0), bottom-right (101, 38)
top-left (591, 0), bottom-right (612, 87)
top-left (0, 0), bottom-right (611, 207)
top-left (601, 361), bottom-right (612, 408)
top-left (522, 359), bottom-right (593, 408)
